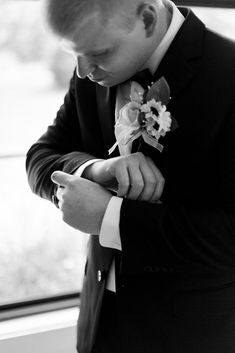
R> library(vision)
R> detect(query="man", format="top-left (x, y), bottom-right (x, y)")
top-left (26, 0), bottom-right (235, 352)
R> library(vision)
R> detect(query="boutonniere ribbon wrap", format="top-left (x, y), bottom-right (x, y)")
top-left (108, 77), bottom-right (177, 155)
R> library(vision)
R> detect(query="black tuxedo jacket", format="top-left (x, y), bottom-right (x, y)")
top-left (26, 8), bottom-right (235, 353)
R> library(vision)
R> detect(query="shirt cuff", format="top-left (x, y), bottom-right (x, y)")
top-left (99, 196), bottom-right (123, 251)
top-left (73, 159), bottom-right (103, 177)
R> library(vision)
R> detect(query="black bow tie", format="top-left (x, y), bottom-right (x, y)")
top-left (130, 68), bottom-right (154, 89)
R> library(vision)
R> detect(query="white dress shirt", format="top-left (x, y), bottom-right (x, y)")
top-left (76, 1), bottom-right (185, 292)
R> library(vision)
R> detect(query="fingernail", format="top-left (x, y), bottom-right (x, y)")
top-left (51, 172), bottom-right (58, 181)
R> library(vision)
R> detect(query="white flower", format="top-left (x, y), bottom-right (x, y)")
top-left (140, 103), bottom-right (151, 113)
top-left (145, 115), bottom-right (155, 125)
top-left (130, 81), bottom-right (145, 103)
top-left (112, 101), bottom-right (141, 149)
top-left (108, 80), bottom-right (174, 155)
top-left (157, 107), bottom-right (172, 134)
top-left (118, 101), bottom-right (140, 126)
top-left (146, 99), bottom-right (162, 113)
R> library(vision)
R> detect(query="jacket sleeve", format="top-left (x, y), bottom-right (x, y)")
top-left (26, 70), bottom-right (96, 202)
top-left (119, 105), bottom-right (235, 275)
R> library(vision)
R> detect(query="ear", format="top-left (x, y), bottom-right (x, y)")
top-left (137, 4), bottom-right (158, 38)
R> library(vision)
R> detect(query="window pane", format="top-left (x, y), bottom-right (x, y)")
top-left (0, 1), bottom-right (87, 306)
top-left (192, 7), bottom-right (235, 40)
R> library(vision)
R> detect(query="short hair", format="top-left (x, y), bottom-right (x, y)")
top-left (44, 0), bottom-right (157, 38)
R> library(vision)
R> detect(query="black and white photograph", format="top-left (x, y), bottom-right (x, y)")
top-left (1, 0), bottom-right (235, 352)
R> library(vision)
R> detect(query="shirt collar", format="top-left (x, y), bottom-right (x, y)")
top-left (143, 0), bottom-right (185, 75)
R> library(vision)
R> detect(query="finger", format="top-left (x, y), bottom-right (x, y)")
top-left (56, 185), bottom-right (64, 201)
top-left (126, 165), bottom-right (144, 200)
top-left (51, 171), bottom-right (73, 187)
top-left (152, 176), bottom-right (165, 201)
top-left (138, 162), bottom-right (157, 201)
top-left (146, 158), bottom-right (165, 201)
top-left (115, 166), bottom-right (130, 197)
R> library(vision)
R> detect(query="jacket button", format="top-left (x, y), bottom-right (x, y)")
top-left (97, 270), bottom-right (103, 282)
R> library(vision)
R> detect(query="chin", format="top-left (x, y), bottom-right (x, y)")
top-left (97, 76), bottom-right (128, 87)
top-left (97, 79), bottom-right (116, 88)
top-left (97, 82), bottom-right (113, 88)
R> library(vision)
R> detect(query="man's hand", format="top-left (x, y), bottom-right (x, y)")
top-left (82, 152), bottom-right (165, 202)
top-left (51, 171), bottom-right (112, 234)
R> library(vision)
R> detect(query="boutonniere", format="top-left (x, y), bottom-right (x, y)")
top-left (108, 77), bottom-right (177, 155)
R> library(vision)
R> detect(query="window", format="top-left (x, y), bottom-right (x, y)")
top-left (0, 1), bottom-right (87, 308)
top-left (192, 6), bottom-right (235, 39)
top-left (1, 0), bottom-right (235, 311)
top-left (178, 0), bottom-right (235, 8)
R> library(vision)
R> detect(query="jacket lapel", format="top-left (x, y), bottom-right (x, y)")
top-left (155, 8), bottom-right (205, 99)
top-left (96, 85), bottom-right (119, 157)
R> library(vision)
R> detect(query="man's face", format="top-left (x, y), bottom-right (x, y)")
top-left (66, 11), bottom-right (153, 87)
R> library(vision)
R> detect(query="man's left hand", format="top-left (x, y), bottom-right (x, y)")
top-left (51, 171), bottom-right (112, 234)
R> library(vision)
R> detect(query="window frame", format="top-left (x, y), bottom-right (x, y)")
top-left (0, 293), bottom-right (80, 321)
top-left (176, 0), bottom-right (235, 8)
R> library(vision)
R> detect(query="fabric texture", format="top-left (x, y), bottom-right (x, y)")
top-left (90, 290), bottom-right (123, 353)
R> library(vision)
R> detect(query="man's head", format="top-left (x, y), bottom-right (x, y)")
top-left (45, 0), bottom-right (169, 86)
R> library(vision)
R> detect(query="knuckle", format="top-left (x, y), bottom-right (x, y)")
top-left (135, 152), bottom-right (144, 161)
top-left (137, 180), bottom-right (144, 187)
top-left (148, 177), bottom-right (157, 186)
top-left (136, 151), bottom-right (143, 158)
top-left (133, 181), bottom-right (144, 191)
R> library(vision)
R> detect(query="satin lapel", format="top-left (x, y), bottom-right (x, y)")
top-left (155, 8), bottom-right (205, 99)
top-left (96, 84), bottom-right (118, 157)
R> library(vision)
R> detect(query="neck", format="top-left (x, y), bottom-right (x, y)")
top-left (154, 3), bottom-right (172, 50)
top-left (140, 3), bottom-right (172, 72)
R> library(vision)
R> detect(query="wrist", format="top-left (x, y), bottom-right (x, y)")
top-left (82, 161), bottom-right (99, 181)
top-left (82, 160), bottom-right (105, 183)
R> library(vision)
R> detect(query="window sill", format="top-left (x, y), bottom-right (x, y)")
top-left (0, 307), bottom-right (79, 353)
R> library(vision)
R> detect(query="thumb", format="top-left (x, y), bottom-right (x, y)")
top-left (51, 171), bottom-right (73, 187)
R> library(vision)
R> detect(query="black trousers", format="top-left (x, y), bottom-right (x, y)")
top-left (91, 290), bottom-right (123, 353)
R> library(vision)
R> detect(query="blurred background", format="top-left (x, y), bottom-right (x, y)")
top-left (0, 0), bottom-right (86, 306)
top-left (0, 0), bottom-right (235, 306)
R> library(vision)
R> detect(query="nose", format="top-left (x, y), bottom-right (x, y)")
top-left (76, 56), bottom-right (95, 79)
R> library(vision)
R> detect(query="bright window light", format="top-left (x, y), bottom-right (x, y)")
top-left (0, 1), bottom-right (87, 306)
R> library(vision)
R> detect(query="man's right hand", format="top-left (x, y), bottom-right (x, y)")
top-left (82, 152), bottom-right (165, 202)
